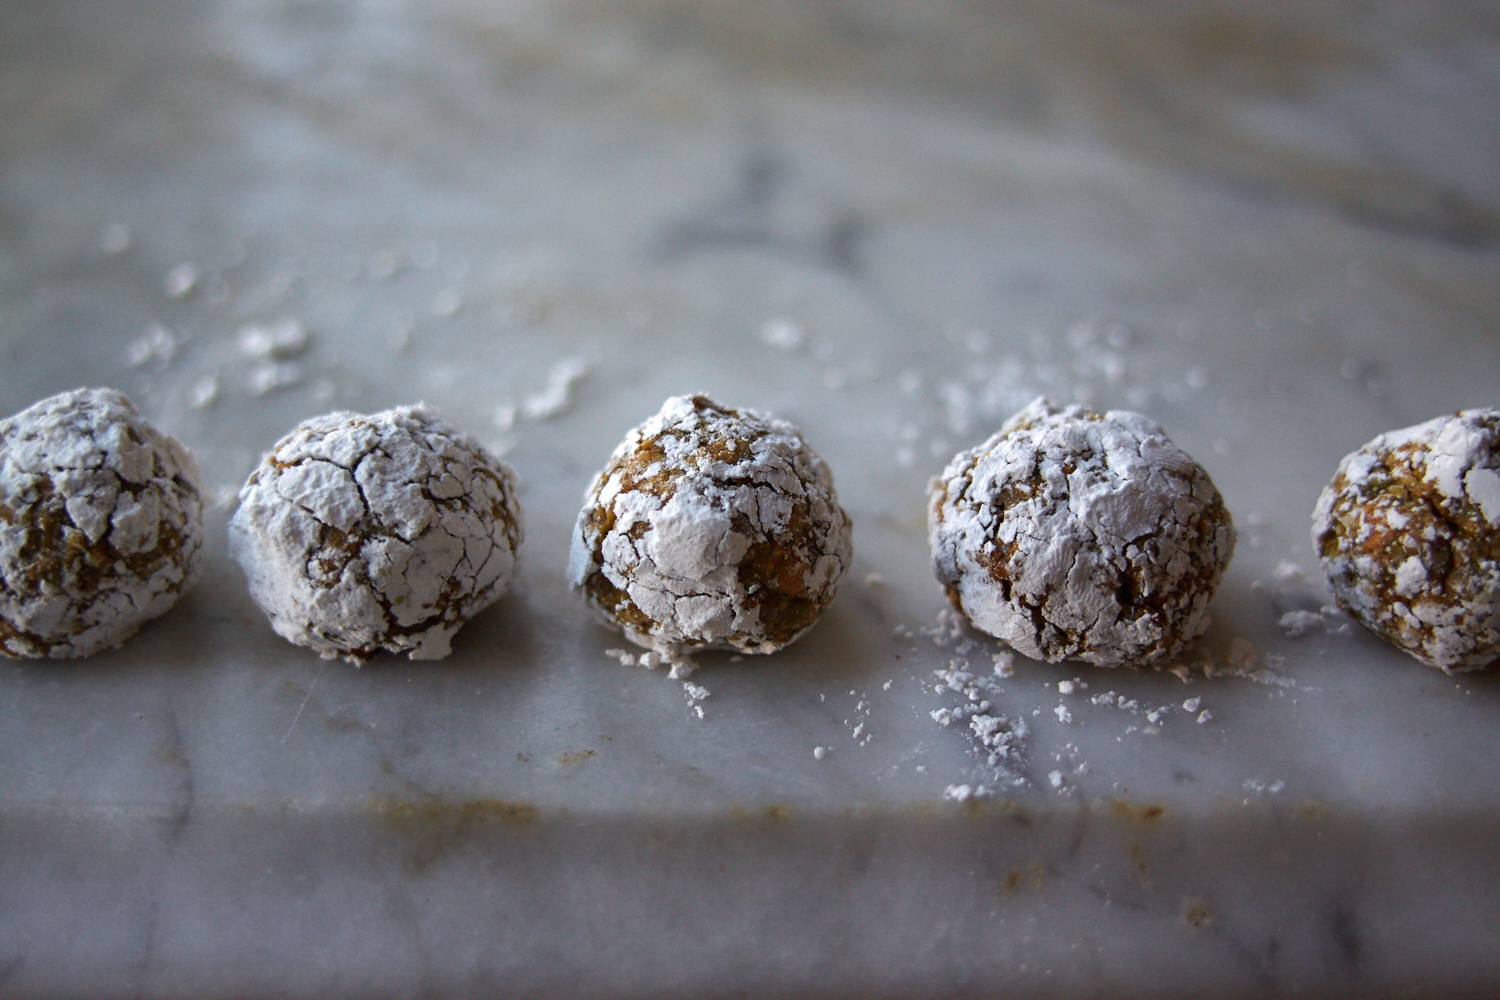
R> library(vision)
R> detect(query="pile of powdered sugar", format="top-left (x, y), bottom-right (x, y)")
top-left (929, 397), bottom-right (1235, 666)
top-left (921, 608), bottom-right (1030, 793)
top-left (929, 656), bottom-right (1030, 784)
top-left (0, 388), bottom-right (205, 658)
top-left (229, 405), bottom-right (522, 662)
top-left (569, 394), bottom-right (852, 656)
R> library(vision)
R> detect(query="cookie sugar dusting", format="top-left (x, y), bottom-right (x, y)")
top-left (1313, 408), bottom-right (1500, 672)
top-left (230, 406), bottom-right (522, 662)
top-left (568, 394), bottom-right (852, 656)
top-left (0, 388), bottom-right (205, 658)
top-left (928, 397), bottom-right (1235, 666)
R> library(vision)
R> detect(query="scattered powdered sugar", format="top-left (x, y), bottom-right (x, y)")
top-left (125, 323), bottom-right (181, 369)
top-left (521, 357), bottom-right (588, 421)
top-left (1247, 668), bottom-right (1298, 689)
top-left (234, 320), bottom-right (312, 395)
top-left (247, 361), bottom-right (305, 396)
top-left (238, 319), bottom-right (311, 361)
top-left (1243, 777), bottom-right (1286, 797)
top-left (927, 646), bottom-right (1030, 786)
top-left (665, 657), bottom-right (697, 680)
top-left (943, 783), bottom-right (990, 803)
top-left (1086, 686), bottom-right (1213, 734)
top-left (1272, 560), bottom-right (1307, 584)
top-left (682, 680), bottom-right (711, 718)
top-left (1185, 636), bottom-right (1310, 689)
top-left (186, 375), bottom-right (220, 410)
top-left (845, 691), bottom-right (874, 745)
top-left (921, 606), bottom-right (977, 654)
top-left (604, 645), bottom-right (698, 679)
top-left (1278, 610), bottom-right (1326, 638)
top-left (0, 389), bottom-right (205, 658)
top-left (760, 319), bottom-right (806, 352)
top-left (889, 313), bottom-right (1228, 471)
top-left (163, 263), bottom-right (198, 299)
top-left (969, 711), bottom-right (1027, 771)
top-left (489, 358), bottom-right (589, 430)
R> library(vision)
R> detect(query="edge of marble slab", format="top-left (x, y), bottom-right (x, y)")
top-left (2, 800), bottom-right (1498, 999)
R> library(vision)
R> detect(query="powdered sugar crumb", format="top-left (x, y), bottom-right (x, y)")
top-left (521, 357), bottom-right (588, 421)
top-left (163, 263), bottom-right (198, 299)
top-left (1273, 560), bottom-right (1306, 584)
top-left (238, 319), bottom-right (310, 361)
top-left (125, 323), bottom-right (180, 369)
top-left (943, 783), bottom-right (990, 803)
top-left (1278, 610), bottom-right (1325, 638)
top-left (1244, 777), bottom-right (1285, 796)
top-left (760, 319), bottom-right (805, 352)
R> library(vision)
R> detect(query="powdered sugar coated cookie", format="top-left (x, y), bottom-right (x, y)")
top-left (0, 388), bottom-right (204, 658)
top-left (230, 405), bottom-right (522, 662)
top-left (1313, 409), bottom-right (1500, 672)
top-left (569, 394), bottom-right (852, 656)
top-left (928, 397), bottom-right (1234, 666)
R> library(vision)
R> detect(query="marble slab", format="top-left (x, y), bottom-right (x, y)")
top-left (1, 1), bottom-right (1498, 996)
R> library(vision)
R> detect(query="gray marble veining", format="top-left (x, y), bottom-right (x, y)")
top-left (1, 1), bottom-right (1498, 996)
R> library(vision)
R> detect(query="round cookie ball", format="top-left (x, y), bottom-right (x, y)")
top-left (928, 397), bottom-right (1235, 666)
top-left (568, 394), bottom-right (852, 657)
top-left (0, 388), bottom-right (205, 658)
top-left (229, 405), bottom-right (522, 662)
top-left (1312, 409), bottom-right (1500, 672)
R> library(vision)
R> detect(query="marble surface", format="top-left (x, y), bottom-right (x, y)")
top-left (2, 1), bottom-right (1499, 996)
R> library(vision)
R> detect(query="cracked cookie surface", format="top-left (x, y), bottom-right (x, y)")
top-left (928, 397), bottom-right (1234, 666)
top-left (0, 388), bottom-right (204, 658)
top-left (230, 405), bottom-right (522, 662)
top-left (568, 394), bottom-right (852, 656)
top-left (1313, 408), bottom-right (1500, 672)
